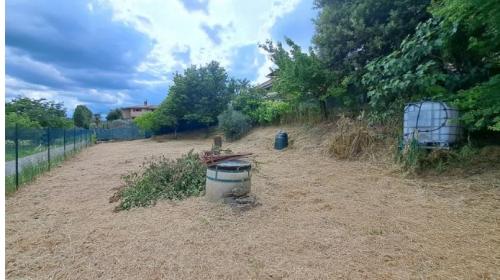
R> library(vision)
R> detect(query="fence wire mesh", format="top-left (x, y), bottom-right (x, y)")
top-left (5, 126), bottom-right (93, 193)
top-left (6, 124), bottom-right (151, 193)
top-left (94, 125), bottom-right (151, 141)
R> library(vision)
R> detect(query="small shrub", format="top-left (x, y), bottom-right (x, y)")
top-left (218, 108), bottom-right (251, 141)
top-left (329, 116), bottom-right (376, 159)
top-left (115, 150), bottom-right (206, 210)
top-left (254, 100), bottom-right (290, 124)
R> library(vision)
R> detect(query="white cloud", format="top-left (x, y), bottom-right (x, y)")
top-left (7, 0), bottom-right (307, 115)
top-left (104, 0), bottom-right (301, 83)
top-left (6, 75), bottom-right (133, 114)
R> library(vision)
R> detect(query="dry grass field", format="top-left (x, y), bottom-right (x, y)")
top-left (6, 126), bottom-right (500, 279)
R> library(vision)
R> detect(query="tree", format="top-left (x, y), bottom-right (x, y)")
top-left (362, 0), bottom-right (500, 129)
top-left (260, 38), bottom-right (332, 118)
top-left (106, 109), bottom-right (123, 121)
top-left (93, 114), bottom-right (102, 127)
top-left (232, 86), bottom-right (267, 123)
top-left (453, 75), bottom-right (500, 132)
top-left (362, 19), bottom-right (449, 120)
top-left (153, 61), bottom-right (234, 132)
top-left (73, 105), bottom-right (93, 128)
top-left (6, 97), bottom-right (72, 128)
top-left (6, 112), bottom-right (41, 129)
top-left (133, 112), bottom-right (156, 131)
top-left (313, 0), bottom-right (431, 106)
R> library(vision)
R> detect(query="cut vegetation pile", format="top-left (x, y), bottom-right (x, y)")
top-left (328, 116), bottom-right (377, 159)
top-left (113, 150), bottom-right (207, 210)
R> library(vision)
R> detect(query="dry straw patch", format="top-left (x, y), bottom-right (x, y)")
top-left (328, 115), bottom-right (377, 159)
top-left (5, 126), bottom-right (500, 279)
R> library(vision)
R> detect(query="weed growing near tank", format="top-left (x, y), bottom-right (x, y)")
top-left (396, 139), bottom-right (488, 174)
top-left (115, 150), bottom-right (206, 210)
top-left (396, 139), bottom-right (426, 173)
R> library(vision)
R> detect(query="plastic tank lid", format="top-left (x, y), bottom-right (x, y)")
top-left (210, 160), bottom-right (251, 171)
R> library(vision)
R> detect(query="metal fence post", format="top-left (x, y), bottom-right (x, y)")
top-left (73, 127), bottom-right (76, 151)
top-left (63, 129), bottom-right (66, 158)
top-left (47, 127), bottom-right (51, 171)
top-left (15, 123), bottom-right (19, 189)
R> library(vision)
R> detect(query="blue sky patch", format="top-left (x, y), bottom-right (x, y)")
top-left (180, 0), bottom-right (209, 13)
top-left (200, 23), bottom-right (223, 45)
top-left (5, 0), bottom-right (316, 115)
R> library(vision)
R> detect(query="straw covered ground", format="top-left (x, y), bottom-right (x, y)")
top-left (6, 126), bottom-right (500, 279)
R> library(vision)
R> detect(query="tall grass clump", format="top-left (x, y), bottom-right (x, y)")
top-left (5, 161), bottom-right (49, 194)
top-left (218, 108), bottom-right (251, 141)
top-left (116, 150), bottom-right (206, 210)
top-left (396, 138), bottom-right (426, 173)
top-left (329, 115), bottom-right (376, 159)
top-left (5, 153), bottom-right (69, 195)
top-left (396, 138), bottom-right (483, 174)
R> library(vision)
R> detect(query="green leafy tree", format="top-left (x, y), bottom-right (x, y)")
top-left (232, 85), bottom-right (265, 123)
top-left (313, 0), bottom-right (431, 106)
top-left (260, 38), bottom-right (332, 118)
top-left (6, 112), bottom-right (41, 128)
top-left (106, 109), bottom-right (123, 121)
top-left (6, 97), bottom-right (72, 128)
top-left (153, 61), bottom-right (234, 132)
top-left (133, 112), bottom-right (156, 131)
top-left (431, 0), bottom-right (499, 66)
top-left (362, 19), bottom-right (449, 119)
top-left (453, 75), bottom-right (500, 132)
top-left (231, 86), bottom-right (290, 124)
top-left (254, 100), bottom-right (290, 124)
top-left (363, 0), bottom-right (500, 128)
top-left (73, 105), bottom-right (93, 129)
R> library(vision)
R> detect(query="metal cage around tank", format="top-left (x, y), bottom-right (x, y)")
top-left (403, 101), bottom-right (461, 148)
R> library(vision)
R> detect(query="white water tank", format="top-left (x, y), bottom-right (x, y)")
top-left (403, 101), bottom-right (461, 147)
top-left (205, 160), bottom-right (251, 202)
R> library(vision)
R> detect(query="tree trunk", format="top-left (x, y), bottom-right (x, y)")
top-left (319, 100), bottom-right (328, 120)
top-left (174, 126), bottom-right (177, 139)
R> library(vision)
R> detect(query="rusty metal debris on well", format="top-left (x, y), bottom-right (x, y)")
top-left (200, 151), bottom-right (253, 166)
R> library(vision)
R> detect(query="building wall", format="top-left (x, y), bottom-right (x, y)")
top-left (121, 108), bottom-right (155, 120)
top-left (121, 109), bottom-right (132, 119)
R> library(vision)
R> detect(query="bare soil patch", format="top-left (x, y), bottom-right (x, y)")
top-left (6, 126), bottom-right (500, 279)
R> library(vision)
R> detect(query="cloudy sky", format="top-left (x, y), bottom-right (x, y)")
top-left (6, 0), bottom-right (317, 116)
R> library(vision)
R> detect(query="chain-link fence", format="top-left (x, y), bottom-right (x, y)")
top-left (5, 125), bottom-right (93, 193)
top-left (94, 125), bottom-right (151, 141)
